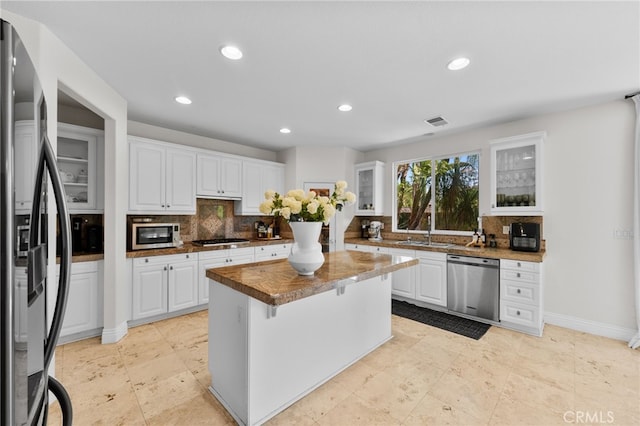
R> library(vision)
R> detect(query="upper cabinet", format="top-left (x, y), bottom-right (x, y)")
top-left (490, 132), bottom-right (545, 216)
top-left (196, 153), bottom-right (242, 199)
top-left (57, 123), bottom-right (104, 213)
top-left (234, 160), bottom-right (285, 215)
top-left (354, 161), bottom-right (384, 216)
top-left (15, 120), bottom-right (38, 214)
top-left (128, 136), bottom-right (196, 214)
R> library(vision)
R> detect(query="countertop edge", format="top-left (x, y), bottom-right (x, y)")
top-left (206, 252), bottom-right (418, 306)
top-left (126, 239), bottom-right (295, 258)
top-left (345, 238), bottom-right (546, 262)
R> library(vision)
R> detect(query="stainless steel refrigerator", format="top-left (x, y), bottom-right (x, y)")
top-left (1, 19), bottom-right (73, 425)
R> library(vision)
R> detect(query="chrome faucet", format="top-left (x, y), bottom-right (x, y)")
top-left (423, 230), bottom-right (432, 245)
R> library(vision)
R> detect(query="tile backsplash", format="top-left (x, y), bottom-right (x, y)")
top-left (349, 215), bottom-right (544, 250)
top-left (127, 199), bottom-right (286, 243)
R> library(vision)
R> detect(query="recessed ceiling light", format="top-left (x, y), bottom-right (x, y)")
top-left (447, 57), bottom-right (470, 71)
top-left (220, 45), bottom-right (243, 60)
top-left (175, 96), bottom-right (192, 105)
top-left (280, 128), bottom-right (291, 134)
top-left (337, 104), bottom-right (353, 112)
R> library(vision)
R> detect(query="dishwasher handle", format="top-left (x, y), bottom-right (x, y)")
top-left (447, 254), bottom-right (499, 268)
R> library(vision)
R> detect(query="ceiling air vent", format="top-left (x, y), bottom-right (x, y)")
top-left (424, 116), bottom-right (448, 127)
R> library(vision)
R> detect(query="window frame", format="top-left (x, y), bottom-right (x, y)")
top-left (392, 150), bottom-right (481, 236)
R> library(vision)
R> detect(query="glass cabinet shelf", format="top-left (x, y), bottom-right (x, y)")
top-left (490, 132), bottom-right (545, 215)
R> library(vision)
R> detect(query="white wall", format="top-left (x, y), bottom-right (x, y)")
top-left (128, 121), bottom-right (278, 161)
top-left (365, 99), bottom-right (637, 337)
top-left (2, 10), bottom-right (130, 343)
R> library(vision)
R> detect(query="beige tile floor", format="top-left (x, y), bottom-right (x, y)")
top-left (47, 310), bottom-right (640, 425)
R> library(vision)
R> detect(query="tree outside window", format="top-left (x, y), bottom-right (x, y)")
top-left (395, 153), bottom-right (479, 233)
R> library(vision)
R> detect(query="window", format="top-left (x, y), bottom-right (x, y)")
top-left (394, 153), bottom-right (479, 233)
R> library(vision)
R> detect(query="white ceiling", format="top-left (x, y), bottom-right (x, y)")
top-left (3, 1), bottom-right (639, 152)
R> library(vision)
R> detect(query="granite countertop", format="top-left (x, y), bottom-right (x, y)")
top-left (126, 239), bottom-right (295, 259)
top-left (206, 250), bottom-right (418, 306)
top-left (55, 252), bottom-right (105, 264)
top-left (345, 238), bottom-right (546, 263)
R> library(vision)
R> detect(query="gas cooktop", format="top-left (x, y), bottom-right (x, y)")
top-left (191, 238), bottom-right (250, 247)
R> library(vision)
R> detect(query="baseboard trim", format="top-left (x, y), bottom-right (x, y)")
top-left (101, 321), bottom-right (128, 344)
top-left (544, 311), bottom-right (637, 342)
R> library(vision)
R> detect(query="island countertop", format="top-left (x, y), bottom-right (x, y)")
top-left (206, 250), bottom-right (418, 306)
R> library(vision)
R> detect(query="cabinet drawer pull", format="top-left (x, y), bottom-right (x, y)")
top-left (517, 289), bottom-right (521, 294)
top-left (517, 272), bottom-right (521, 278)
top-left (517, 262), bottom-right (521, 267)
top-left (186, 254), bottom-right (190, 259)
top-left (516, 310), bottom-right (521, 316)
top-left (145, 259), bottom-right (149, 263)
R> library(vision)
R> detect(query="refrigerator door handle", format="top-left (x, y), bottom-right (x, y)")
top-left (29, 131), bottom-right (72, 369)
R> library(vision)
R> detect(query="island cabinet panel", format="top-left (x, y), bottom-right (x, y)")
top-left (208, 274), bottom-right (392, 426)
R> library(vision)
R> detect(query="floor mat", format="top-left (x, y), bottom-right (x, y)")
top-left (392, 299), bottom-right (491, 340)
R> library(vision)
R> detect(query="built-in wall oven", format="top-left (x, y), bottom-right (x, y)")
top-left (130, 222), bottom-right (181, 250)
top-left (447, 255), bottom-right (500, 322)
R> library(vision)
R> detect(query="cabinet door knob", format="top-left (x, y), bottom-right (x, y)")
top-left (164, 266), bottom-right (167, 271)
top-left (169, 266), bottom-right (173, 270)
top-left (517, 289), bottom-right (521, 294)
top-left (145, 259), bottom-right (149, 263)
top-left (517, 272), bottom-right (521, 278)
top-left (517, 262), bottom-right (521, 267)
top-left (186, 254), bottom-right (190, 259)
top-left (516, 310), bottom-right (521, 316)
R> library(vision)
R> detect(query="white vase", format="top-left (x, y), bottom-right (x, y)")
top-left (288, 221), bottom-right (325, 276)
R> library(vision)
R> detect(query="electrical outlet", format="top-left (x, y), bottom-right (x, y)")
top-left (502, 226), bottom-right (510, 235)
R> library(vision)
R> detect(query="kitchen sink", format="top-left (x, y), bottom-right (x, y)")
top-left (395, 240), bottom-right (451, 248)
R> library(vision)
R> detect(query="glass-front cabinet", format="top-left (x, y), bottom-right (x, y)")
top-left (355, 161), bottom-right (384, 216)
top-left (490, 131), bottom-right (545, 215)
top-left (57, 123), bottom-right (102, 212)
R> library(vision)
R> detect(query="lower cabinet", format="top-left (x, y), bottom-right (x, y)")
top-left (132, 253), bottom-right (198, 320)
top-left (56, 261), bottom-right (104, 339)
top-left (415, 251), bottom-right (447, 307)
top-left (254, 243), bottom-right (292, 261)
top-left (198, 247), bottom-right (254, 305)
top-left (388, 248), bottom-right (416, 298)
top-left (499, 259), bottom-right (544, 336)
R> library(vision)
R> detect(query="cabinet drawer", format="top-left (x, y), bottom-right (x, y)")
top-left (370, 246), bottom-right (389, 254)
top-left (501, 280), bottom-right (540, 305)
top-left (500, 301), bottom-right (540, 328)
top-left (416, 251), bottom-right (447, 262)
top-left (500, 269), bottom-right (538, 283)
top-left (500, 259), bottom-right (539, 272)
top-left (346, 243), bottom-right (369, 252)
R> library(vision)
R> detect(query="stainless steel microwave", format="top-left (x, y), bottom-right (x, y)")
top-left (131, 222), bottom-right (181, 250)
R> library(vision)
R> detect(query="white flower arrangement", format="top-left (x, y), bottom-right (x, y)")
top-left (259, 181), bottom-right (356, 224)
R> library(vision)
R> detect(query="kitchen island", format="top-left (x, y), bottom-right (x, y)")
top-left (205, 250), bottom-right (418, 426)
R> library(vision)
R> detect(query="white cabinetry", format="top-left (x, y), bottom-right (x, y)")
top-left (131, 253), bottom-right (198, 320)
top-left (198, 247), bottom-right (254, 305)
top-left (57, 123), bottom-right (104, 212)
top-left (354, 161), bottom-right (384, 216)
top-left (235, 160), bottom-right (285, 215)
top-left (54, 261), bottom-right (103, 340)
top-left (499, 259), bottom-right (544, 336)
top-left (415, 251), bottom-right (447, 307)
top-left (15, 120), bottom-right (38, 213)
top-left (254, 243), bottom-right (291, 261)
top-left (388, 248), bottom-right (416, 298)
top-left (490, 131), bottom-right (545, 215)
top-left (345, 243), bottom-right (370, 252)
top-left (196, 153), bottom-right (243, 199)
top-left (128, 137), bottom-right (196, 214)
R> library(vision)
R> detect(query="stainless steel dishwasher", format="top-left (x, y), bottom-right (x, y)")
top-left (447, 255), bottom-right (500, 322)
